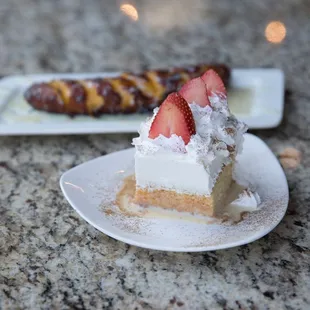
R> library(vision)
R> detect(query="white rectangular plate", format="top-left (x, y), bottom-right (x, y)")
top-left (0, 69), bottom-right (284, 135)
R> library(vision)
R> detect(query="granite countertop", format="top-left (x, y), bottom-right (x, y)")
top-left (0, 0), bottom-right (310, 309)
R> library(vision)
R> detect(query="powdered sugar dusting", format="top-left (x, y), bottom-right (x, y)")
top-left (62, 135), bottom-right (288, 251)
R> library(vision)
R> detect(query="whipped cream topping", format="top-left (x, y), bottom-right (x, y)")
top-left (133, 95), bottom-right (248, 176)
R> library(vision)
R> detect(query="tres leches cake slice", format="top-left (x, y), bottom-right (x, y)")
top-left (132, 70), bottom-right (247, 217)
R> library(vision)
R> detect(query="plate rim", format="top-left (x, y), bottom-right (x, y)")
top-left (60, 133), bottom-right (289, 252)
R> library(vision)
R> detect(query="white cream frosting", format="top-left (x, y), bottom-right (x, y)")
top-left (132, 95), bottom-right (248, 195)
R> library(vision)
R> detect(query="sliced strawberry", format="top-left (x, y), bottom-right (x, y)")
top-left (149, 92), bottom-right (196, 144)
top-left (201, 69), bottom-right (227, 99)
top-left (178, 77), bottom-right (211, 107)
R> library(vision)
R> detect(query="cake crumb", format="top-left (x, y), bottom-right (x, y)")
top-left (104, 209), bottom-right (115, 216)
top-left (240, 211), bottom-right (249, 220)
top-left (279, 147), bottom-right (301, 169)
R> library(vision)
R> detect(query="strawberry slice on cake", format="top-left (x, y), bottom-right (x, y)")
top-left (201, 69), bottom-right (227, 99)
top-left (148, 92), bottom-right (196, 144)
top-left (132, 69), bottom-right (247, 217)
top-left (178, 77), bottom-right (211, 107)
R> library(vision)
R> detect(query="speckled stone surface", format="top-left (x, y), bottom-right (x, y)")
top-left (0, 0), bottom-right (310, 309)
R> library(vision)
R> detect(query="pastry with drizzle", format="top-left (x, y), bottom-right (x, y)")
top-left (24, 64), bottom-right (230, 116)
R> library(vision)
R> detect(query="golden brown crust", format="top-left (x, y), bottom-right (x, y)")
top-left (134, 188), bottom-right (215, 216)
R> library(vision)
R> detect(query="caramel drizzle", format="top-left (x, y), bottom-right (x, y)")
top-left (107, 78), bottom-right (135, 109)
top-left (145, 71), bottom-right (166, 100)
top-left (49, 81), bottom-right (71, 108)
top-left (49, 80), bottom-right (105, 114)
top-left (121, 73), bottom-right (156, 98)
top-left (47, 68), bottom-right (210, 113)
top-left (79, 80), bottom-right (104, 113)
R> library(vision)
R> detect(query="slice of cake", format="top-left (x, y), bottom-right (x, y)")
top-left (132, 69), bottom-right (247, 217)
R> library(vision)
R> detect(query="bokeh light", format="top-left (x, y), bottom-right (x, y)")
top-left (265, 21), bottom-right (286, 44)
top-left (120, 4), bottom-right (139, 21)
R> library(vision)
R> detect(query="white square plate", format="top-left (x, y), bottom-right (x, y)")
top-left (0, 69), bottom-right (284, 135)
top-left (60, 134), bottom-right (289, 252)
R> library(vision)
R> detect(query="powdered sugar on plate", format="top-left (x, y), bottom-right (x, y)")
top-left (60, 134), bottom-right (289, 252)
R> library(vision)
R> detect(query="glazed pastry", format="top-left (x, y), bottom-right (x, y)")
top-left (24, 64), bottom-right (230, 116)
